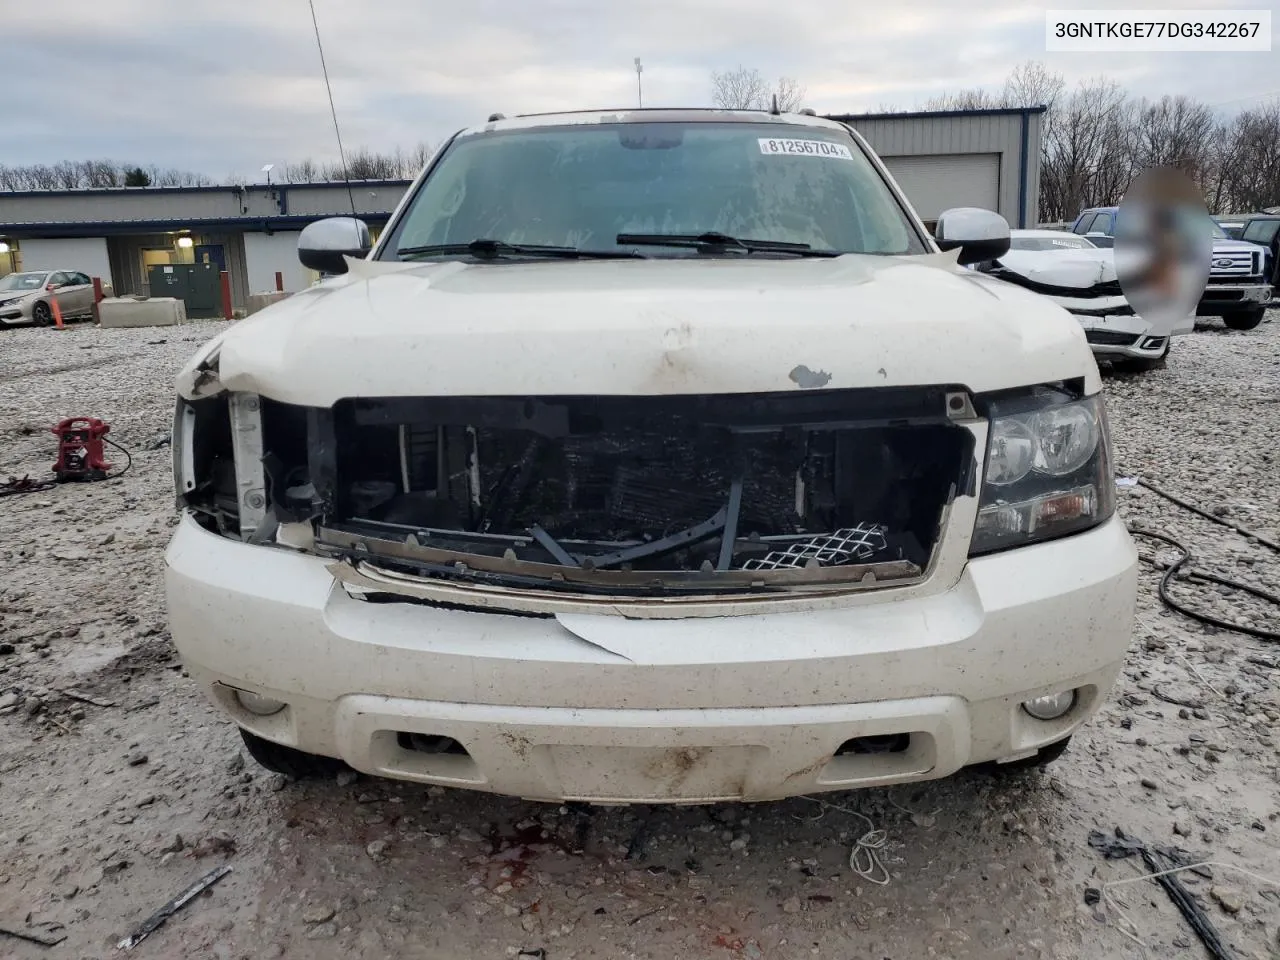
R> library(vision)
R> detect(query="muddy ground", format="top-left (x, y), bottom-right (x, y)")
top-left (1, 314), bottom-right (1278, 960)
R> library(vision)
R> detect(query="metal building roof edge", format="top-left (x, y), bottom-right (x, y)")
top-left (0, 214), bottom-right (394, 238)
top-left (826, 106), bottom-right (1049, 122)
top-left (0, 179), bottom-right (414, 200)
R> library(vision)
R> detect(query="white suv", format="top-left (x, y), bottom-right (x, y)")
top-left (166, 109), bottom-right (1137, 804)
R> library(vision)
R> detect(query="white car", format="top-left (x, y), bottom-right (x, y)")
top-left (978, 229), bottom-right (1194, 372)
top-left (0, 269), bottom-right (97, 326)
top-left (166, 109), bottom-right (1137, 804)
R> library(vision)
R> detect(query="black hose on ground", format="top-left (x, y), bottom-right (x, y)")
top-left (0, 476), bottom-right (58, 498)
top-left (104, 437), bottom-right (133, 480)
top-left (1126, 477), bottom-right (1280, 643)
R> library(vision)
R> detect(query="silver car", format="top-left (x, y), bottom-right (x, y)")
top-left (0, 270), bottom-right (96, 326)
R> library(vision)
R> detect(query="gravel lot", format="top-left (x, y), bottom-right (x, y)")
top-left (1, 313), bottom-right (1278, 960)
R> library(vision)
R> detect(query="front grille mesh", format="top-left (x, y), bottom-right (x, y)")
top-left (740, 524), bottom-right (888, 571)
top-left (1210, 251), bottom-right (1258, 277)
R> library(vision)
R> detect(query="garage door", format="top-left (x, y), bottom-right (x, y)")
top-left (880, 154), bottom-right (1001, 223)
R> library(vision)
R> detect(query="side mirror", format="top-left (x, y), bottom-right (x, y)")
top-left (934, 208), bottom-right (1011, 265)
top-left (298, 217), bottom-right (372, 275)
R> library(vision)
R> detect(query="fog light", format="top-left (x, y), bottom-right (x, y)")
top-left (1021, 690), bottom-right (1076, 721)
top-left (233, 689), bottom-right (287, 716)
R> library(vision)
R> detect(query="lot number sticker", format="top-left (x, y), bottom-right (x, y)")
top-left (758, 138), bottom-right (853, 159)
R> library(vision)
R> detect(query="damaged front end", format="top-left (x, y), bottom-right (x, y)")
top-left (977, 265), bottom-right (1133, 319)
top-left (175, 380), bottom-right (981, 610)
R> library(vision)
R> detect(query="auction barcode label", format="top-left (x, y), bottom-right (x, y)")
top-left (1046, 9), bottom-right (1271, 51)
top-left (758, 138), bottom-right (853, 159)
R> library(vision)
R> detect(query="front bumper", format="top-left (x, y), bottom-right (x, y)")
top-left (166, 511), bottom-right (1138, 803)
top-left (1070, 312), bottom-right (1185, 360)
top-left (1197, 281), bottom-right (1272, 314)
top-left (0, 302), bottom-right (30, 323)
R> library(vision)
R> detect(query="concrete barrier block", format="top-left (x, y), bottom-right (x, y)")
top-left (98, 297), bottom-right (188, 328)
top-left (246, 291), bottom-right (291, 315)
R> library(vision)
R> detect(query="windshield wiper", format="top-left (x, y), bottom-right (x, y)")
top-left (398, 239), bottom-right (644, 261)
top-left (616, 231), bottom-right (840, 257)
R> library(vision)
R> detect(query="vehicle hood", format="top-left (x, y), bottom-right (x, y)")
top-left (180, 254), bottom-right (1101, 405)
top-left (994, 248), bottom-right (1116, 288)
top-left (1214, 238), bottom-right (1267, 255)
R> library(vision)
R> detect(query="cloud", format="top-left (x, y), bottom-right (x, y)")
top-left (1, 0), bottom-right (1275, 178)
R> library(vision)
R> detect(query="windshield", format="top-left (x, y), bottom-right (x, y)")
top-left (1209, 221), bottom-right (1229, 240)
top-left (1009, 235), bottom-right (1096, 251)
top-left (380, 122), bottom-right (927, 258)
top-left (0, 272), bottom-right (48, 291)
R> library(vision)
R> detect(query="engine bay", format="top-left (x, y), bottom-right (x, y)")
top-left (182, 388), bottom-right (978, 596)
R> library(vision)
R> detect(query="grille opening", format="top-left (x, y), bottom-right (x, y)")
top-left (302, 390), bottom-right (976, 594)
top-left (1084, 330), bottom-right (1140, 346)
top-left (397, 732), bottom-right (471, 756)
top-left (835, 733), bottom-right (912, 756)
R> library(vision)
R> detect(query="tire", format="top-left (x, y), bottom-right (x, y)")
top-left (1222, 307), bottom-right (1265, 331)
top-left (239, 728), bottom-right (350, 780)
top-left (32, 301), bottom-right (52, 327)
top-left (986, 735), bottom-right (1073, 775)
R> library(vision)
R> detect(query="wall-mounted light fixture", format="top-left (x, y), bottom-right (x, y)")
top-left (177, 236), bottom-right (194, 249)
top-left (0, 241), bottom-right (10, 254)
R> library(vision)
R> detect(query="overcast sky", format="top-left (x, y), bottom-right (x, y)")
top-left (3, 0), bottom-right (1276, 180)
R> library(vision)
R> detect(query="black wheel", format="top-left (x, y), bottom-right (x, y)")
top-left (986, 735), bottom-right (1073, 775)
top-left (32, 301), bottom-right (52, 327)
top-left (239, 728), bottom-right (350, 780)
top-left (1222, 307), bottom-right (1265, 331)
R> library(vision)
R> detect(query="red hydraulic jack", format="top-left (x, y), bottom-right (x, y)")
top-left (51, 417), bottom-right (113, 482)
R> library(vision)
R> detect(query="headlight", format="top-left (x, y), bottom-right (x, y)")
top-left (970, 388), bottom-right (1115, 555)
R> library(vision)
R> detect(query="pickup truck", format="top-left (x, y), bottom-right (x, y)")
top-left (1070, 206), bottom-right (1271, 330)
top-left (1234, 214), bottom-right (1280, 290)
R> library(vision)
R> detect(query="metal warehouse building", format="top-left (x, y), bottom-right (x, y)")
top-left (0, 106), bottom-right (1043, 310)
top-left (830, 107), bottom-right (1045, 232)
top-left (0, 181), bottom-right (410, 313)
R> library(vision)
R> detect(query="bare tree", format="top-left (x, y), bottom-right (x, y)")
top-left (1002, 61), bottom-right (1065, 115)
top-left (711, 66), bottom-right (806, 111)
top-left (772, 76), bottom-right (806, 113)
top-left (922, 88), bottom-right (1000, 111)
top-left (407, 141), bottom-right (435, 175)
top-left (0, 159), bottom-right (207, 190)
top-left (284, 158), bottom-right (320, 183)
top-left (84, 160), bottom-right (121, 188)
top-left (865, 61), bottom-right (1280, 219)
top-left (1132, 95), bottom-right (1216, 186)
top-left (1216, 100), bottom-right (1280, 211)
top-left (1039, 79), bottom-right (1135, 222)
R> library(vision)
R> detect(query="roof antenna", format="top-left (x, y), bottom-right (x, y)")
top-left (770, 93), bottom-right (780, 115)
top-left (308, 0), bottom-right (357, 218)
